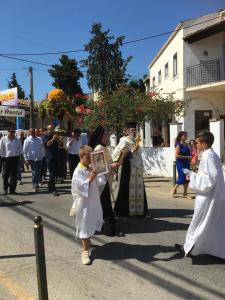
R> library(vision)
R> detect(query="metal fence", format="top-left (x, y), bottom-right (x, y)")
top-left (186, 58), bottom-right (225, 88)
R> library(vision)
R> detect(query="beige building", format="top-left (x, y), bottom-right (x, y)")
top-left (146, 9), bottom-right (225, 145)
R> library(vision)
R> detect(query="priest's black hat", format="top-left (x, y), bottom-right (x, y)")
top-left (88, 125), bottom-right (106, 149)
top-left (126, 122), bottom-right (137, 129)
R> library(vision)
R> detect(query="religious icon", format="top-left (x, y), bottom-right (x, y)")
top-left (90, 150), bottom-right (109, 174)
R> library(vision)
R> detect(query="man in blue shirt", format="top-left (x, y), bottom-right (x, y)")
top-left (23, 128), bottom-right (45, 192)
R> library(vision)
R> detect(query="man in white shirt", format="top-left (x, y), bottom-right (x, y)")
top-left (66, 128), bottom-right (82, 179)
top-left (23, 128), bottom-right (45, 192)
top-left (0, 129), bottom-right (22, 195)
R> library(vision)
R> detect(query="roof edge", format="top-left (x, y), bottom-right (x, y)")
top-left (149, 23), bottom-right (183, 69)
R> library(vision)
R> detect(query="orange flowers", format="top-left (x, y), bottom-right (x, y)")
top-left (48, 89), bottom-right (65, 101)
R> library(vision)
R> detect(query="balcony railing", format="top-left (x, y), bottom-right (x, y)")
top-left (186, 57), bottom-right (225, 88)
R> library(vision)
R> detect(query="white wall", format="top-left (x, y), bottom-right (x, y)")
top-left (183, 91), bottom-right (225, 139)
top-left (149, 28), bottom-right (185, 101)
top-left (141, 147), bottom-right (175, 177)
top-left (210, 119), bottom-right (224, 158)
top-left (184, 32), bottom-right (224, 70)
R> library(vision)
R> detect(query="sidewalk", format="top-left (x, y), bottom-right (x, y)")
top-left (144, 175), bottom-right (195, 201)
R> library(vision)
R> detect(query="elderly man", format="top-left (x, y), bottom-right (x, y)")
top-left (112, 122), bottom-right (149, 218)
top-left (42, 125), bottom-right (59, 196)
top-left (23, 128), bottom-right (45, 192)
top-left (0, 129), bottom-right (22, 195)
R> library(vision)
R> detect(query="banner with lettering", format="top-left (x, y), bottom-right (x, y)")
top-left (0, 87), bottom-right (18, 106)
top-left (0, 106), bottom-right (25, 117)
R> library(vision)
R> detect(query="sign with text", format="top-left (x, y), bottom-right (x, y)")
top-left (0, 87), bottom-right (18, 106)
top-left (0, 106), bottom-right (25, 117)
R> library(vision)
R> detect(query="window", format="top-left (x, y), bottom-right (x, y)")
top-left (152, 76), bottom-right (156, 89)
top-left (165, 62), bottom-right (169, 78)
top-left (158, 70), bottom-right (162, 84)
top-left (173, 53), bottom-right (178, 77)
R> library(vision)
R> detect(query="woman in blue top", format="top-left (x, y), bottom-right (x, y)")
top-left (172, 131), bottom-right (191, 198)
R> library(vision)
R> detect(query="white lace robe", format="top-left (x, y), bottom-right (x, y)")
top-left (71, 163), bottom-right (105, 239)
top-left (184, 148), bottom-right (225, 259)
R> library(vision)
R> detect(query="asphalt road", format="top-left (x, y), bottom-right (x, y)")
top-left (0, 173), bottom-right (225, 300)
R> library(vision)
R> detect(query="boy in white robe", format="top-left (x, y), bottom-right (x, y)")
top-left (70, 145), bottom-right (105, 265)
top-left (175, 131), bottom-right (225, 259)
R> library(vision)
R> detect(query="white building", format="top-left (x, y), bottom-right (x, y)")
top-left (146, 9), bottom-right (225, 153)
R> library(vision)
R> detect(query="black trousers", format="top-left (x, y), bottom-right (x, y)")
top-left (2, 156), bottom-right (20, 192)
top-left (101, 182), bottom-right (116, 236)
top-left (56, 148), bottom-right (67, 179)
top-left (40, 157), bottom-right (47, 178)
top-left (68, 154), bottom-right (80, 179)
top-left (46, 157), bottom-right (57, 192)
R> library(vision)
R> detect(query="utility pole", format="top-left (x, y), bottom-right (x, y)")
top-left (29, 66), bottom-right (35, 128)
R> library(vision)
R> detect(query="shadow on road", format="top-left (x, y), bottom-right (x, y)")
top-left (191, 254), bottom-right (225, 265)
top-left (117, 215), bottom-right (189, 234)
top-left (160, 250), bottom-right (225, 266)
top-left (0, 254), bottom-right (35, 260)
top-left (91, 242), bottom-right (176, 263)
top-left (151, 208), bottom-right (193, 219)
top-left (0, 200), bottom-right (34, 207)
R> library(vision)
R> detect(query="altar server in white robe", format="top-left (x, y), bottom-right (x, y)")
top-left (175, 131), bottom-right (225, 259)
top-left (70, 145), bottom-right (105, 265)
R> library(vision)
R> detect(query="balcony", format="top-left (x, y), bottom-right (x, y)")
top-left (186, 58), bottom-right (225, 90)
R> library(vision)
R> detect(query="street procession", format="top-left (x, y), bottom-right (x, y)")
top-left (0, 1), bottom-right (225, 299)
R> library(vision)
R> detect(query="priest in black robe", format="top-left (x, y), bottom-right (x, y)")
top-left (112, 123), bottom-right (149, 218)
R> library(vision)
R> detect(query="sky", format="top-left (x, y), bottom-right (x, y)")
top-left (0, 0), bottom-right (224, 100)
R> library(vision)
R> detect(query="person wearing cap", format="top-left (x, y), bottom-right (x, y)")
top-left (112, 122), bottom-right (149, 218)
top-left (0, 129), bottom-right (22, 195)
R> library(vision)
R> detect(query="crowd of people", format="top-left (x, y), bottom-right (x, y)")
top-left (1, 125), bottom-right (225, 265)
top-left (0, 125), bottom-right (85, 196)
top-left (71, 128), bottom-right (225, 265)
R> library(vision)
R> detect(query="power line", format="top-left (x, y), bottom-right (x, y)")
top-left (0, 67), bottom-right (27, 71)
top-left (0, 14), bottom-right (222, 80)
top-left (0, 57), bottom-right (136, 79)
top-left (0, 15), bottom-right (222, 56)
top-left (34, 67), bottom-right (141, 80)
top-left (0, 55), bottom-right (51, 67)
top-left (0, 49), bottom-right (85, 56)
top-left (123, 15), bottom-right (221, 45)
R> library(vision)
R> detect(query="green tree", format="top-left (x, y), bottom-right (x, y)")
top-left (8, 73), bottom-right (25, 99)
top-left (48, 54), bottom-right (83, 98)
top-left (128, 78), bottom-right (145, 92)
top-left (84, 86), bottom-right (146, 136)
top-left (82, 23), bottom-right (132, 95)
top-left (84, 87), bottom-right (186, 137)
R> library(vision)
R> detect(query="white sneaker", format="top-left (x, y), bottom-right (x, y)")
top-left (81, 251), bottom-right (91, 265)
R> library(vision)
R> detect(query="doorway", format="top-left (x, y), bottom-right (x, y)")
top-left (195, 110), bottom-right (212, 136)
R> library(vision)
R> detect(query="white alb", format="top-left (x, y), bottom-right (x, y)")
top-left (184, 148), bottom-right (225, 259)
top-left (71, 163), bottom-right (104, 239)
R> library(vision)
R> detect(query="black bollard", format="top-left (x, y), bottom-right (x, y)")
top-left (173, 161), bottom-right (177, 186)
top-left (34, 216), bottom-right (48, 300)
